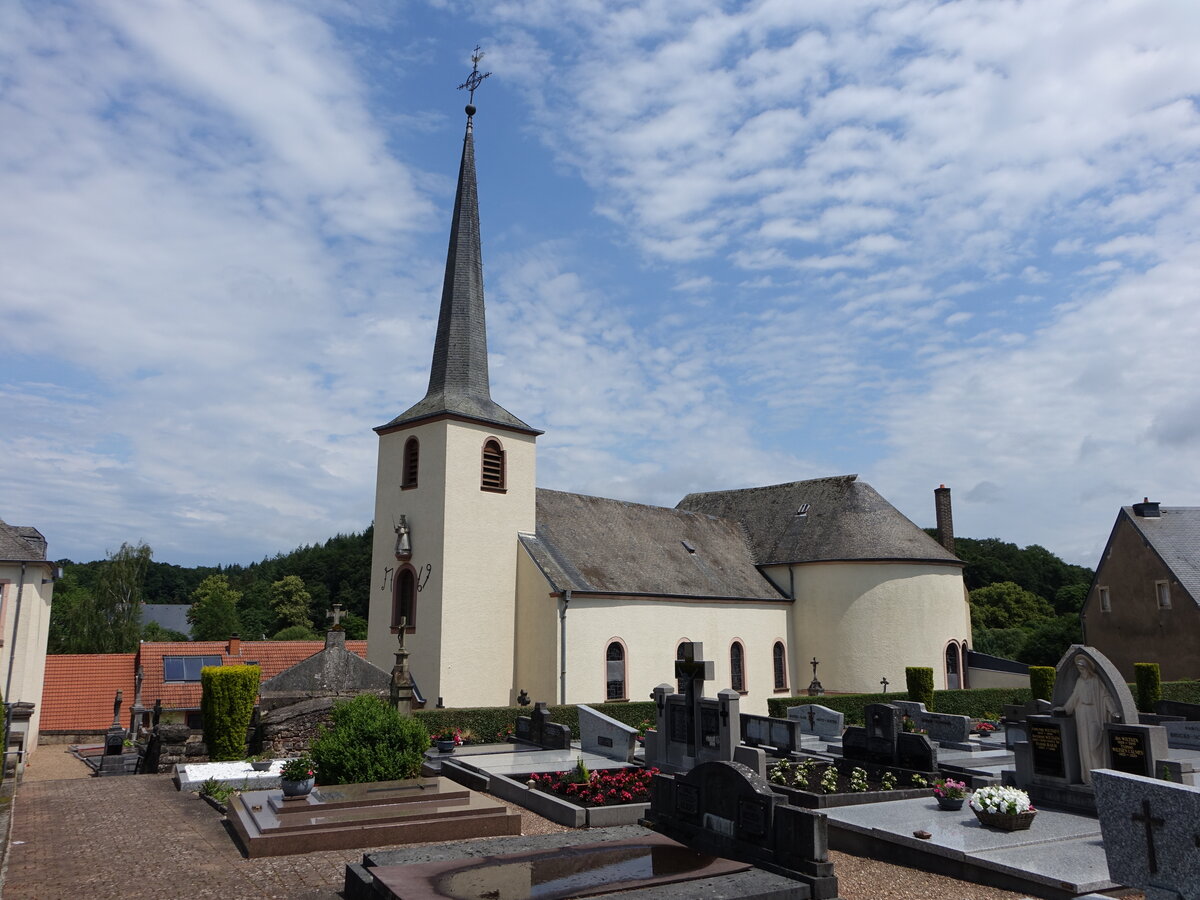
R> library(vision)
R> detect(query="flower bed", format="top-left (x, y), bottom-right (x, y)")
top-left (766, 758), bottom-right (936, 809)
top-left (527, 765), bottom-right (656, 807)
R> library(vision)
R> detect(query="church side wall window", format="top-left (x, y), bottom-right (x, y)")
top-left (393, 566), bottom-right (416, 630)
top-left (402, 437), bottom-right (419, 489)
top-left (730, 641), bottom-right (746, 693)
top-left (945, 641), bottom-right (961, 690)
top-left (606, 640), bottom-right (626, 701)
top-left (772, 641), bottom-right (787, 691)
top-left (675, 639), bottom-right (690, 693)
top-left (481, 438), bottom-right (506, 492)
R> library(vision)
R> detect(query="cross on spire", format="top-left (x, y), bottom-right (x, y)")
top-left (326, 603), bottom-right (346, 628)
top-left (457, 45), bottom-right (491, 110)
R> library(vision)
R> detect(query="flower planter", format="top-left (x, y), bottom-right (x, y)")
top-left (250, 760), bottom-right (273, 771)
top-left (280, 777), bottom-right (315, 797)
top-left (770, 782), bottom-right (930, 809)
top-left (936, 796), bottom-right (965, 811)
top-left (436, 740), bottom-right (457, 753)
top-left (974, 809), bottom-right (1036, 831)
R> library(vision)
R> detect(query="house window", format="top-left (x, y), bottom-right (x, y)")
top-left (393, 567), bottom-right (416, 629)
top-left (1099, 586), bottom-right (1111, 612)
top-left (402, 437), bottom-right (419, 489)
top-left (730, 641), bottom-right (746, 693)
top-left (606, 642), bottom-right (626, 700)
top-left (1156, 581), bottom-right (1171, 610)
top-left (163, 656), bottom-right (222, 682)
top-left (481, 439), bottom-right (505, 491)
top-left (772, 642), bottom-right (787, 691)
top-left (185, 711), bottom-right (203, 730)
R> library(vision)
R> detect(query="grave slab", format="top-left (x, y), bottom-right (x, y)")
top-left (228, 776), bottom-right (521, 858)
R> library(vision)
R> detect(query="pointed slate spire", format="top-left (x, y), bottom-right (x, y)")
top-left (378, 100), bottom-right (538, 435)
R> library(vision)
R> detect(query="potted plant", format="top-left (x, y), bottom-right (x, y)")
top-left (279, 755), bottom-right (316, 797)
top-left (969, 785), bottom-right (1035, 830)
top-left (932, 778), bottom-right (967, 810)
top-left (247, 754), bottom-right (273, 772)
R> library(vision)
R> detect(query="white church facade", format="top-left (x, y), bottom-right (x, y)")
top-left (366, 100), bottom-right (972, 715)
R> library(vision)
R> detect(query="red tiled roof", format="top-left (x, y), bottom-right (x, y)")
top-left (40, 639), bottom-right (369, 731)
top-left (137, 639), bottom-right (369, 710)
top-left (41, 654), bottom-right (137, 731)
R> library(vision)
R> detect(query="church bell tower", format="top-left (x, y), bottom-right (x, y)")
top-left (367, 52), bottom-right (540, 707)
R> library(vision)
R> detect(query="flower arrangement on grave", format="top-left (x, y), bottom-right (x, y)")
top-left (819, 766), bottom-right (839, 794)
top-left (430, 726), bottom-right (474, 747)
top-left (933, 778), bottom-right (967, 800)
top-left (973, 721), bottom-right (997, 733)
top-left (528, 767), bottom-right (658, 806)
top-left (910, 774), bottom-right (928, 787)
top-left (970, 785), bottom-right (1033, 816)
top-left (496, 724), bottom-right (516, 742)
top-left (280, 755), bottom-right (316, 783)
top-left (849, 767), bottom-right (869, 792)
top-left (880, 771), bottom-right (897, 791)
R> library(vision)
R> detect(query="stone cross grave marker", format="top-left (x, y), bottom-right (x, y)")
top-left (327, 603), bottom-right (346, 628)
top-left (1094, 769), bottom-right (1200, 900)
top-left (675, 642), bottom-right (715, 759)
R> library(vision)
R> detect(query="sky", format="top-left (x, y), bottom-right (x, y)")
top-left (2, 0), bottom-right (1199, 570)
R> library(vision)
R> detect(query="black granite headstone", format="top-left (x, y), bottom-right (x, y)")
top-left (1107, 729), bottom-right (1152, 777)
top-left (841, 726), bottom-right (868, 762)
top-left (669, 702), bottom-right (688, 744)
top-left (865, 703), bottom-right (901, 764)
top-left (1029, 721), bottom-right (1066, 778)
top-left (896, 732), bottom-right (937, 773)
top-left (1155, 699), bottom-right (1200, 721)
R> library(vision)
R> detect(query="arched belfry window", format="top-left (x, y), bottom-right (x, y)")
top-left (481, 439), bottom-right (505, 492)
top-left (606, 641), bottom-right (626, 700)
top-left (393, 567), bottom-right (416, 630)
top-left (402, 438), bottom-right (419, 489)
top-left (945, 642), bottom-right (961, 690)
top-left (773, 641), bottom-right (787, 691)
top-left (730, 641), bottom-right (746, 693)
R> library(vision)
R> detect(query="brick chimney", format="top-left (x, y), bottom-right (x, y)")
top-left (934, 485), bottom-right (955, 553)
top-left (227, 633), bottom-right (241, 656)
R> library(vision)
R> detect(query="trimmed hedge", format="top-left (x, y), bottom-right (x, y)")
top-left (1029, 666), bottom-right (1056, 702)
top-left (414, 700), bottom-right (657, 743)
top-left (767, 687), bottom-right (1032, 725)
top-left (905, 668), bottom-right (935, 711)
top-left (1135, 663), bottom-right (1162, 713)
top-left (200, 665), bottom-right (260, 761)
top-left (311, 694), bottom-right (429, 784)
top-left (1161, 680), bottom-right (1200, 705)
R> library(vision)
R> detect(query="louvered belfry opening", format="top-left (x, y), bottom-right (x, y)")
top-left (402, 437), bottom-right (419, 488)
top-left (481, 438), bottom-right (505, 491)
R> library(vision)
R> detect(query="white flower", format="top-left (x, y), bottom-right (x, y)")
top-left (969, 785), bottom-right (1032, 815)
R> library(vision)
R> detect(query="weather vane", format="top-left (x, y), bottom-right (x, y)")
top-left (457, 45), bottom-right (491, 113)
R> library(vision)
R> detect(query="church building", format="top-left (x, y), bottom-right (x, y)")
top-left (366, 93), bottom-right (972, 715)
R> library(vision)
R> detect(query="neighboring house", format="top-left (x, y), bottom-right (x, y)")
top-left (141, 603), bottom-right (192, 637)
top-left (0, 518), bottom-right (57, 767)
top-left (365, 104), bottom-right (975, 715)
top-left (39, 637), bottom-right (369, 738)
top-left (1083, 499), bottom-right (1200, 681)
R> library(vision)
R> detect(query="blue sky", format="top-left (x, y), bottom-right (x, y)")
top-left (2, 0), bottom-right (1198, 569)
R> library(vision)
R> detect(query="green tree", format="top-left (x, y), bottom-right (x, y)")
top-left (236, 582), bottom-right (275, 640)
top-left (268, 575), bottom-right (313, 632)
top-left (187, 575), bottom-right (242, 641)
top-left (972, 626), bottom-right (1027, 660)
top-left (969, 581), bottom-right (1054, 631)
top-left (341, 610), bottom-right (368, 640)
top-left (141, 621), bottom-right (189, 642)
top-left (272, 624), bottom-right (321, 640)
top-left (47, 544), bottom-right (150, 653)
top-left (1017, 616), bottom-right (1083, 666)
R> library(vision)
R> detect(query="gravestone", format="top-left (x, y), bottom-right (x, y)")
top-left (891, 700), bottom-right (971, 745)
top-left (1156, 699), bottom-right (1200, 721)
top-left (787, 704), bottom-right (844, 740)
top-left (840, 702), bottom-right (937, 773)
top-left (865, 703), bottom-right (903, 764)
top-left (645, 644), bottom-right (741, 775)
top-left (740, 713), bottom-right (802, 756)
top-left (1105, 723), bottom-right (1169, 779)
top-left (1003, 698), bottom-right (1052, 749)
top-left (1013, 645), bottom-right (1144, 814)
top-left (98, 691), bottom-right (131, 777)
top-left (1093, 769), bottom-right (1200, 900)
top-left (1165, 721), bottom-right (1200, 752)
top-left (577, 704), bottom-right (638, 763)
top-left (645, 760), bottom-right (839, 899)
top-left (896, 732), bottom-right (938, 773)
top-left (514, 702), bottom-right (571, 751)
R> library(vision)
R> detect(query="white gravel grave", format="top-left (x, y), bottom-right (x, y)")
top-left (175, 758), bottom-right (290, 792)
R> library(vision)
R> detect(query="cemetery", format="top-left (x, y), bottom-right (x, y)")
top-left (14, 634), bottom-right (1200, 899)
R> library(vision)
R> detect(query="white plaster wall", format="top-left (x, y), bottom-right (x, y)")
top-left (562, 596), bottom-right (792, 715)
top-left (367, 418), bottom-right (535, 708)
top-left (773, 561), bottom-right (971, 694)
top-left (439, 423), bottom-right (535, 706)
top-left (367, 421), bottom-right (448, 696)
top-left (0, 563), bottom-right (54, 754)
top-left (514, 547), bottom-right (558, 703)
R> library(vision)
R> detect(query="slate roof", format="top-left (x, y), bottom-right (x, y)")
top-left (677, 474), bottom-right (962, 567)
top-left (141, 603), bottom-right (192, 635)
top-left (40, 654), bottom-right (138, 731)
top-left (378, 119), bottom-right (538, 436)
top-left (1123, 506), bottom-right (1200, 603)
top-left (520, 489), bottom-right (784, 600)
top-left (0, 518), bottom-right (48, 562)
